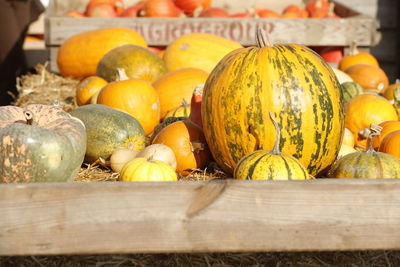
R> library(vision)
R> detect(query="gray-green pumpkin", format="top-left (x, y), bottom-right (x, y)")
top-left (0, 104), bottom-right (87, 183)
top-left (96, 44), bottom-right (167, 83)
top-left (70, 104), bottom-right (146, 163)
top-left (341, 81), bottom-right (364, 104)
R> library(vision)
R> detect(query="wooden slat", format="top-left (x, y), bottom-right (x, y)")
top-left (2, 179), bottom-right (400, 256)
top-left (45, 16), bottom-right (378, 47)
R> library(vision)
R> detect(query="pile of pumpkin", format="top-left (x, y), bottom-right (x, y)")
top-left (2, 25), bottom-right (400, 183)
top-left (66, 0), bottom-right (339, 19)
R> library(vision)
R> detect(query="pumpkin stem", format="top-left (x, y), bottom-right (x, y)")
top-left (366, 126), bottom-right (381, 153)
top-left (269, 111), bottom-right (281, 155)
top-left (190, 141), bottom-right (205, 154)
top-left (116, 68), bottom-right (129, 82)
top-left (348, 41), bottom-right (359, 56)
top-left (24, 111), bottom-right (34, 125)
top-left (193, 84), bottom-right (204, 96)
top-left (256, 28), bottom-right (273, 48)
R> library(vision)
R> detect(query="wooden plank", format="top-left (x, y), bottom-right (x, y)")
top-left (2, 179), bottom-right (400, 256)
top-left (45, 16), bottom-right (378, 47)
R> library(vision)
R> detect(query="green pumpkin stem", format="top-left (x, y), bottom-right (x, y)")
top-left (24, 111), bottom-right (34, 125)
top-left (269, 111), bottom-right (281, 155)
top-left (366, 129), bottom-right (380, 153)
top-left (256, 28), bottom-right (272, 48)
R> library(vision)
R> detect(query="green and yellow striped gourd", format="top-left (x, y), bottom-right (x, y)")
top-left (234, 111), bottom-right (311, 180)
top-left (202, 29), bottom-right (344, 176)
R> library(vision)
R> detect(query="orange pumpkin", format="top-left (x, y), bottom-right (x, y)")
top-left (96, 70), bottom-right (160, 135)
top-left (383, 79), bottom-right (400, 101)
top-left (345, 94), bottom-right (398, 149)
top-left (345, 64), bottom-right (388, 93)
top-left (379, 130), bottom-right (400, 159)
top-left (370, 120), bottom-right (400, 151)
top-left (75, 76), bottom-right (108, 106)
top-left (151, 120), bottom-right (211, 175)
top-left (57, 27), bottom-right (147, 79)
top-left (338, 42), bottom-right (379, 72)
top-left (153, 67), bottom-right (208, 119)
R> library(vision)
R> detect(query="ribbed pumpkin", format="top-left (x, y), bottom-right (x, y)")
top-left (96, 69), bottom-right (160, 135)
top-left (345, 94), bottom-right (398, 149)
top-left (57, 27), bottom-right (147, 79)
top-left (163, 33), bottom-right (243, 73)
top-left (383, 79), bottom-right (400, 101)
top-left (369, 120), bottom-right (400, 151)
top-left (202, 29), bottom-right (344, 176)
top-left (0, 104), bottom-right (86, 183)
top-left (379, 130), bottom-right (400, 158)
top-left (76, 76), bottom-right (108, 106)
top-left (151, 119), bottom-right (211, 175)
top-left (70, 104), bottom-right (146, 163)
top-left (344, 64), bottom-right (388, 93)
top-left (377, 130), bottom-right (400, 158)
top-left (340, 81), bottom-right (363, 104)
top-left (338, 42), bottom-right (379, 72)
top-left (328, 132), bottom-right (400, 178)
top-left (96, 44), bottom-right (167, 83)
top-left (234, 111), bottom-right (310, 180)
top-left (153, 67), bottom-right (208, 119)
top-left (120, 157), bottom-right (177, 181)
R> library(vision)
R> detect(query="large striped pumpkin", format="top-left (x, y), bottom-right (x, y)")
top-left (202, 30), bottom-right (344, 176)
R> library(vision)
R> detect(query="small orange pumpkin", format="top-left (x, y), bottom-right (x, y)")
top-left (379, 130), bottom-right (400, 159)
top-left (76, 76), bottom-right (108, 106)
top-left (338, 42), bottom-right (379, 72)
top-left (345, 94), bottom-right (398, 149)
top-left (369, 120), bottom-right (400, 151)
top-left (153, 67), bottom-right (208, 119)
top-left (344, 64), bottom-right (388, 93)
top-left (96, 69), bottom-right (160, 135)
top-left (151, 119), bottom-right (211, 175)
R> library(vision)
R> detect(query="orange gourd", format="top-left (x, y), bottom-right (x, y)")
top-left (379, 130), bottom-right (400, 159)
top-left (345, 64), bottom-right (388, 93)
top-left (96, 69), bottom-right (160, 135)
top-left (306, 0), bottom-right (329, 17)
top-left (75, 76), bottom-right (108, 106)
top-left (345, 94), bottom-right (398, 149)
top-left (174, 0), bottom-right (211, 16)
top-left (338, 42), bottom-right (379, 72)
top-left (151, 120), bottom-right (211, 175)
top-left (141, 0), bottom-right (182, 17)
top-left (57, 27), bottom-right (147, 79)
top-left (370, 120), bottom-right (400, 151)
top-left (153, 67), bottom-right (208, 119)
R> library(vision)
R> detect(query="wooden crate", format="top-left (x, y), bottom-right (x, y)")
top-left (2, 179), bottom-right (400, 256)
top-left (45, 0), bottom-right (380, 73)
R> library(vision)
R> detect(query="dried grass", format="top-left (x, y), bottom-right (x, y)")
top-left (5, 64), bottom-right (400, 266)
